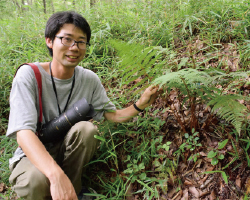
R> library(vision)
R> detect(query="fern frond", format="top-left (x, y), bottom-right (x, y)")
top-left (208, 94), bottom-right (249, 135)
top-left (153, 68), bottom-right (212, 90)
top-left (109, 39), bottom-right (170, 92)
top-left (154, 67), bottom-right (250, 134)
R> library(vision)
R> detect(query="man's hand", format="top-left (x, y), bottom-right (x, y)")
top-left (104, 85), bottom-right (162, 123)
top-left (50, 170), bottom-right (78, 200)
top-left (135, 85), bottom-right (163, 110)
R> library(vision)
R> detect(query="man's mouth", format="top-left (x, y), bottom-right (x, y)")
top-left (67, 55), bottom-right (78, 59)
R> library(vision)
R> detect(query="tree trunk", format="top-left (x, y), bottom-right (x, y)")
top-left (12, 0), bottom-right (21, 10)
top-left (90, 0), bottom-right (95, 7)
top-left (21, 0), bottom-right (27, 11)
top-left (43, 0), bottom-right (46, 14)
top-left (64, 0), bottom-right (68, 9)
top-left (51, 0), bottom-right (54, 13)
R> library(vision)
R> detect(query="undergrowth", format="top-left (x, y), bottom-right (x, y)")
top-left (1, 0), bottom-right (250, 199)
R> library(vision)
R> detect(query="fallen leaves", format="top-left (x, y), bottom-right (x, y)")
top-left (245, 177), bottom-right (250, 195)
top-left (0, 183), bottom-right (5, 193)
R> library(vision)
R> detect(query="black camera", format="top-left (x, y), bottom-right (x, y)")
top-left (38, 98), bottom-right (95, 144)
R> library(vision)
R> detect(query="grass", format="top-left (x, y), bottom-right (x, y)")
top-left (0, 0), bottom-right (250, 199)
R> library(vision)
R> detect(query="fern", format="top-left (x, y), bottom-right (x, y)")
top-left (110, 39), bottom-right (250, 134)
top-left (109, 39), bottom-right (171, 92)
top-left (207, 95), bottom-right (248, 134)
top-left (153, 68), bottom-right (250, 134)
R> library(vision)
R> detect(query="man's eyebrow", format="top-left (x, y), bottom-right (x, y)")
top-left (63, 33), bottom-right (86, 39)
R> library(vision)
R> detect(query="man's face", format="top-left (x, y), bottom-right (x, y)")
top-left (46, 23), bottom-right (87, 69)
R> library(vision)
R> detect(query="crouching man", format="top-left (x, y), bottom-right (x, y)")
top-left (6, 11), bottom-right (161, 200)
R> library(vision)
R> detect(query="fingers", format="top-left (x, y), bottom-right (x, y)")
top-left (147, 85), bottom-right (163, 95)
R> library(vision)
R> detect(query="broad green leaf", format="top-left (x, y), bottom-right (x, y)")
top-left (218, 139), bottom-right (229, 149)
top-left (124, 168), bottom-right (133, 174)
top-left (139, 172), bottom-right (147, 180)
top-left (211, 157), bottom-right (218, 165)
top-left (218, 154), bottom-right (225, 160)
top-left (207, 150), bottom-right (217, 158)
top-left (139, 163), bottom-right (145, 170)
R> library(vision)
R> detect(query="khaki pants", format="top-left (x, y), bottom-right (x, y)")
top-left (9, 121), bottom-right (99, 200)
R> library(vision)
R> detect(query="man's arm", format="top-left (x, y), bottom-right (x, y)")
top-left (104, 86), bottom-right (161, 123)
top-left (17, 130), bottom-right (78, 200)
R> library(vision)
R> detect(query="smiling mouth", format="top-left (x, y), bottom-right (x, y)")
top-left (67, 55), bottom-right (78, 59)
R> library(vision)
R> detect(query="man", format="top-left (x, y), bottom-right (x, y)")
top-left (6, 11), bottom-right (161, 200)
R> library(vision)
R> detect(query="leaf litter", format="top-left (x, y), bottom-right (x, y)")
top-left (1, 38), bottom-right (250, 199)
top-left (95, 38), bottom-right (250, 199)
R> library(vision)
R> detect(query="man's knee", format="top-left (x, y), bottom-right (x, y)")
top-left (71, 121), bottom-right (98, 141)
top-left (26, 167), bottom-right (50, 192)
top-left (10, 158), bottom-right (50, 199)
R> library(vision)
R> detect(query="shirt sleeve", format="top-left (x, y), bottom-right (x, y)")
top-left (86, 71), bottom-right (116, 121)
top-left (6, 65), bottom-right (39, 138)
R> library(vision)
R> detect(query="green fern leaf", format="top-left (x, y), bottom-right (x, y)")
top-left (109, 39), bottom-right (169, 92)
top-left (207, 94), bottom-right (249, 134)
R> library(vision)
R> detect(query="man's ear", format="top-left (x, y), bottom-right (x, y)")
top-left (45, 37), bottom-right (53, 48)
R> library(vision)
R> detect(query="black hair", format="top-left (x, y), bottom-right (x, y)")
top-left (45, 11), bottom-right (91, 57)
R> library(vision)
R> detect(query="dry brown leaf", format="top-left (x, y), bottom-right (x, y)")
top-left (188, 186), bottom-right (200, 198)
top-left (247, 105), bottom-right (250, 111)
top-left (181, 189), bottom-right (189, 200)
top-left (245, 177), bottom-right (250, 194)
top-left (168, 188), bottom-right (178, 198)
top-left (172, 190), bottom-right (182, 200)
top-left (200, 190), bottom-right (210, 197)
top-left (236, 175), bottom-right (241, 188)
top-left (209, 189), bottom-right (216, 200)
top-left (199, 152), bottom-right (207, 157)
top-left (195, 39), bottom-right (203, 50)
top-left (184, 179), bottom-right (193, 186)
top-left (232, 58), bottom-right (239, 71)
top-left (169, 90), bottom-right (178, 100)
top-left (0, 183), bottom-right (5, 193)
top-left (125, 184), bottom-right (134, 200)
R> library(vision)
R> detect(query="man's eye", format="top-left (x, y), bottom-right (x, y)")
top-left (78, 41), bottom-right (86, 44)
top-left (65, 37), bottom-right (72, 42)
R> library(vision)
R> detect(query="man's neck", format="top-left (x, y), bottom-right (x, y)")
top-left (50, 64), bottom-right (75, 79)
top-left (41, 61), bottom-right (76, 79)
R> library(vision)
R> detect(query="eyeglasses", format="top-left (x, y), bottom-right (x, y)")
top-left (55, 36), bottom-right (89, 50)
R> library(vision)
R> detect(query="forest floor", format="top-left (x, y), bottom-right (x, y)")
top-left (86, 37), bottom-right (250, 200)
top-left (1, 37), bottom-right (250, 200)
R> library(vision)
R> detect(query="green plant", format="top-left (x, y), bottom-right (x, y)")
top-left (207, 139), bottom-right (228, 165)
top-left (135, 179), bottom-right (160, 200)
top-left (203, 170), bottom-right (228, 184)
top-left (109, 39), bottom-right (171, 93)
top-left (154, 68), bottom-right (250, 134)
top-left (157, 141), bottom-right (172, 152)
top-left (123, 155), bottom-right (146, 183)
top-left (0, 136), bottom-right (18, 184)
top-left (1, 0), bottom-right (250, 199)
top-left (240, 138), bottom-right (250, 167)
top-left (183, 129), bottom-right (202, 151)
top-left (174, 128), bottom-right (202, 162)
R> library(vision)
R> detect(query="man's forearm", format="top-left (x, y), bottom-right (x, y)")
top-left (16, 130), bottom-right (64, 181)
top-left (104, 103), bottom-right (141, 123)
top-left (104, 85), bottom-right (160, 123)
